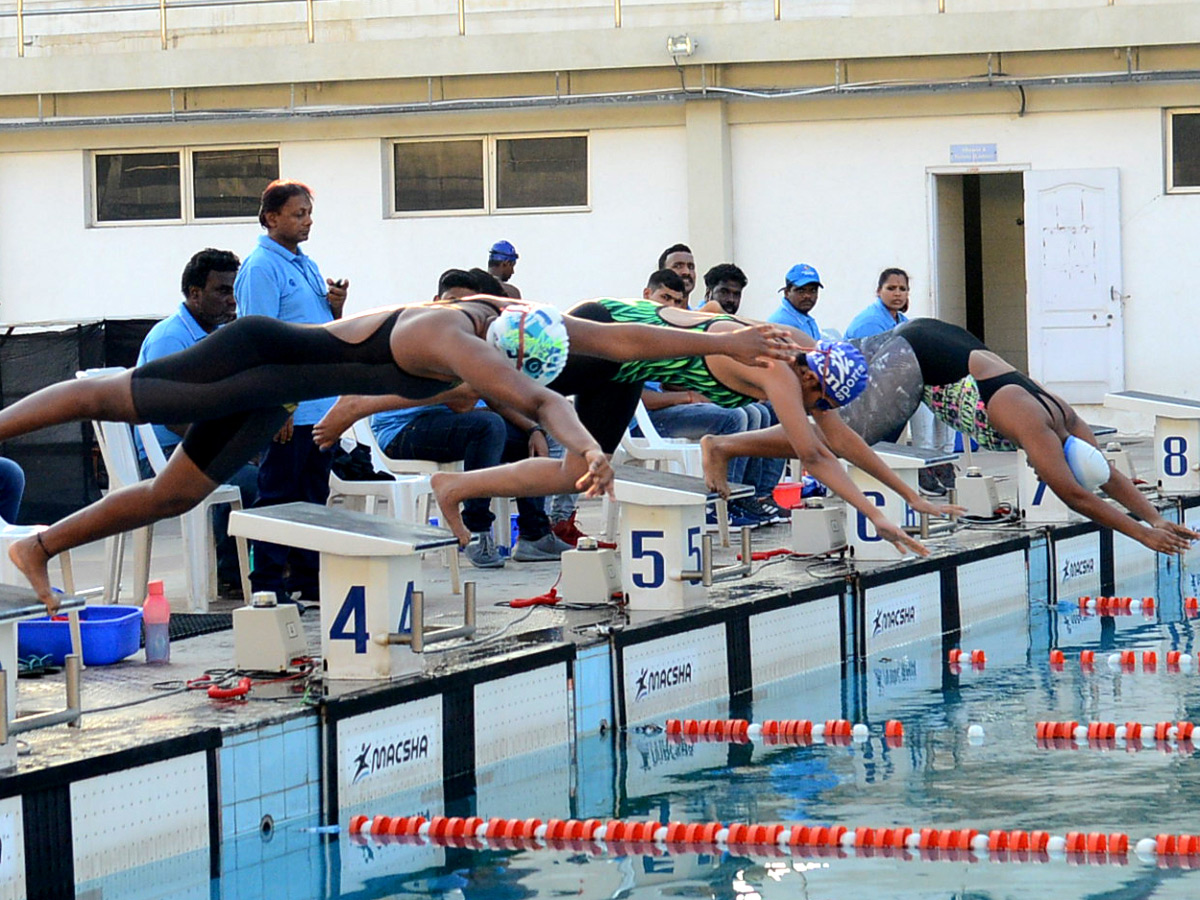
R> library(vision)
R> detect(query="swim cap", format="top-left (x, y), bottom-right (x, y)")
top-left (805, 340), bottom-right (869, 408)
top-left (486, 303), bottom-right (570, 385)
top-left (1063, 435), bottom-right (1111, 490)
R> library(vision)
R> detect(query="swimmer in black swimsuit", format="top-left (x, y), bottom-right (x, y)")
top-left (704, 318), bottom-right (1199, 555)
top-left (327, 297), bottom-right (939, 558)
top-left (0, 296), bottom-right (795, 611)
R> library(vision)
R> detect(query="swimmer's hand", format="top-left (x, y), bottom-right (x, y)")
top-left (722, 324), bottom-right (801, 368)
top-left (909, 496), bottom-right (967, 518)
top-left (875, 520), bottom-right (931, 557)
top-left (575, 449), bottom-right (615, 498)
top-left (1140, 524), bottom-right (1195, 555)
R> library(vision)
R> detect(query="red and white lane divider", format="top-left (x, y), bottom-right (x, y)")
top-left (1075, 596), bottom-right (1158, 613)
top-left (663, 718), bottom-right (905, 746)
top-left (947, 648), bottom-right (986, 666)
top-left (1034, 720), bottom-right (1196, 749)
top-left (1049, 648), bottom-right (1194, 671)
top-left (344, 814), bottom-right (1200, 866)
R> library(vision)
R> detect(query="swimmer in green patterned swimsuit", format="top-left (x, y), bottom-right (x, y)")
top-left (421, 299), bottom-right (945, 557)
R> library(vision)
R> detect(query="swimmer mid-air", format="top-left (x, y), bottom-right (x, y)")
top-left (0, 296), bottom-right (794, 611)
top-left (703, 318), bottom-right (1199, 554)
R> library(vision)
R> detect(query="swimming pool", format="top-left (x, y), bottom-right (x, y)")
top-left (111, 554), bottom-right (1192, 899)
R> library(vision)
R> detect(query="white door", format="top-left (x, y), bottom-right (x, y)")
top-left (1023, 168), bottom-right (1123, 403)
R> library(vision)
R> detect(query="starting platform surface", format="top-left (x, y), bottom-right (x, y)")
top-left (612, 467), bottom-right (752, 505)
top-left (868, 441), bottom-right (958, 469)
top-left (228, 502), bottom-right (458, 556)
top-left (1105, 390), bottom-right (1200, 418)
top-left (0, 584), bottom-right (84, 620)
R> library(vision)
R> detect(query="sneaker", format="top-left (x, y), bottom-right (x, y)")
top-left (465, 532), bottom-right (506, 569)
top-left (705, 504), bottom-right (760, 532)
top-left (730, 498), bottom-right (772, 527)
top-left (551, 511), bottom-right (588, 547)
top-left (918, 468), bottom-right (948, 497)
top-left (932, 462), bottom-right (958, 491)
top-left (512, 532), bottom-right (570, 562)
top-left (755, 496), bottom-right (791, 525)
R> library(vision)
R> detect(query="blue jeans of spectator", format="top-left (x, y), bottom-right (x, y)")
top-left (648, 402), bottom-right (750, 484)
top-left (251, 425), bottom-right (332, 599)
top-left (742, 402), bottom-right (787, 496)
top-left (0, 457), bottom-right (25, 524)
top-left (543, 435), bottom-right (576, 524)
top-left (386, 409), bottom-right (549, 541)
top-left (138, 453), bottom-right (257, 586)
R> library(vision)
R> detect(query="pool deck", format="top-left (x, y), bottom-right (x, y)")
top-left (4, 434), bottom-right (1198, 898)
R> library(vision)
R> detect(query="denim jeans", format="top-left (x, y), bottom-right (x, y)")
top-left (0, 457), bottom-right (24, 524)
top-left (387, 408), bottom-right (549, 540)
top-left (543, 435), bottom-right (576, 524)
top-left (742, 402), bottom-right (787, 496)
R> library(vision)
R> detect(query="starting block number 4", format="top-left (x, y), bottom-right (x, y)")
top-left (630, 528), bottom-right (701, 589)
top-left (328, 581), bottom-right (414, 655)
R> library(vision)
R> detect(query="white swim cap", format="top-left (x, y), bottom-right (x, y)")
top-left (1064, 436), bottom-right (1111, 490)
top-left (486, 303), bottom-right (571, 385)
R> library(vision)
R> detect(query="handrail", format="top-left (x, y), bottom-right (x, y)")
top-left (2, 1), bottom-right (1143, 60)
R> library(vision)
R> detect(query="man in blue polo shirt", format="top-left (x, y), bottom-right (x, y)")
top-left (235, 179), bottom-right (349, 603)
top-left (136, 247), bottom-right (258, 597)
top-left (767, 263), bottom-right (823, 340)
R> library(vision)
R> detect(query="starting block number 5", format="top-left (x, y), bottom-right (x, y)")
top-left (630, 527), bottom-right (702, 588)
top-left (329, 582), bottom-right (414, 653)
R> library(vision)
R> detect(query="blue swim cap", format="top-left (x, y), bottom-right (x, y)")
top-left (805, 340), bottom-right (869, 408)
top-left (486, 303), bottom-right (570, 385)
top-left (1063, 435), bottom-right (1111, 490)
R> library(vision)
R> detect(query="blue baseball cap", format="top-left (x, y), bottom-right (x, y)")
top-left (784, 263), bottom-right (822, 289)
top-left (489, 240), bottom-right (519, 262)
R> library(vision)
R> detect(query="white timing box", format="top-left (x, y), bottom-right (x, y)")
top-left (791, 504), bottom-right (847, 555)
top-left (233, 595), bottom-right (308, 672)
top-left (955, 467), bottom-right (1001, 517)
top-left (559, 543), bottom-right (621, 604)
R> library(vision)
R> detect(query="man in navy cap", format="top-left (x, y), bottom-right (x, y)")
top-left (767, 263), bottom-right (823, 340)
top-left (487, 240), bottom-right (521, 298)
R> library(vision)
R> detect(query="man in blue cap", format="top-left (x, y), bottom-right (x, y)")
top-left (767, 263), bottom-right (823, 340)
top-left (487, 240), bottom-right (521, 298)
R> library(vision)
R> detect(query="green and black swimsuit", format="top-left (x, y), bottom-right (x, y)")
top-left (549, 299), bottom-right (758, 454)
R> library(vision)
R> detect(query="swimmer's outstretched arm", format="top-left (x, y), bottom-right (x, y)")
top-left (564, 317), bottom-right (797, 368)
top-left (991, 400), bottom-right (1196, 554)
top-left (749, 361), bottom-right (930, 558)
top-left (431, 326), bottom-right (610, 497)
top-left (812, 410), bottom-right (966, 519)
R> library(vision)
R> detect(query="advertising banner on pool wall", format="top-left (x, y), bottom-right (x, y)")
top-left (337, 696), bottom-right (443, 808)
top-left (620, 624), bottom-right (728, 725)
top-left (1055, 533), bottom-right (1102, 599)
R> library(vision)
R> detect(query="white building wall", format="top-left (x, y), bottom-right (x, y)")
top-left (729, 105), bottom-right (1199, 398)
top-left (0, 125), bottom-right (688, 322)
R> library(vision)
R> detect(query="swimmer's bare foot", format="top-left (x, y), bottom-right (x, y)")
top-left (313, 396), bottom-right (373, 451)
top-left (10, 532), bottom-right (58, 613)
top-left (431, 472), bottom-right (471, 546)
top-left (700, 435), bottom-right (731, 498)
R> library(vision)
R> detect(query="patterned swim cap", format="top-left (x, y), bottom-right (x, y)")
top-left (1063, 435), bottom-right (1111, 490)
top-left (805, 339), bottom-right (869, 408)
top-left (486, 303), bottom-right (571, 385)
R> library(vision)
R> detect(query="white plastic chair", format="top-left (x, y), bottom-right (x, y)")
top-left (76, 367), bottom-right (250, 611)
top-left (326, 418), bottom-right (462, 593)
top-left (604, 402), bottom-right (730, 545)
top-left (0, 522), bottom-right (76, 597)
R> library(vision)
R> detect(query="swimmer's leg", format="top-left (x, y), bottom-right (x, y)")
top-left (0, 370), bottom-right (139, 443)
top-left (432, 455), bottom-right (590, 546)
top-left (701, 426), bottom-right (793, 497)
top-left (9, 447), bottom-right (217, 611)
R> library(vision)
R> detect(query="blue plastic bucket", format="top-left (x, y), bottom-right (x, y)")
top-left (18, 605), bottom-right (143, 666)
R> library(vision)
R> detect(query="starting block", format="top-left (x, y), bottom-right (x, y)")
top-left (0, 587), bottom-right (85, 770)
top-left (612, 467), bottom-right (753, 610)
top-left (228, 503), bottom-right (470, 680)
top-left (847, 442), bottom-right (956, 561)
top-left (1105, 392), bottom-right (1200, 493)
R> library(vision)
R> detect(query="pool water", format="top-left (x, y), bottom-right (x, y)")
top-left (141, 569), bottom-right (1200, 899)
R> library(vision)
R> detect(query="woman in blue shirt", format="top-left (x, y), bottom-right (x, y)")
top-left (845, 268), bottom-right (910, 340)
